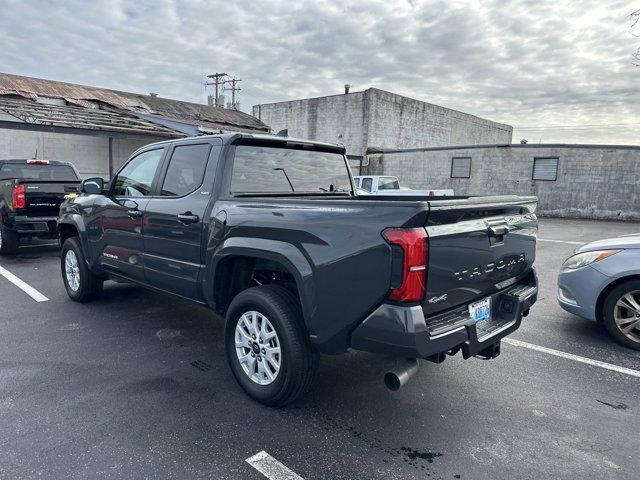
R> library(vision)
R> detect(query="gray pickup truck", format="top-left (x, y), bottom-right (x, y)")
top-left (58, 133), bottom-right (538, 406)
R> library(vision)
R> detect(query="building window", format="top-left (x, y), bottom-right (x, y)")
top-left (532, 157), bottom-right (559, 181)
top-left (451, 157), bottom-right (471, 178)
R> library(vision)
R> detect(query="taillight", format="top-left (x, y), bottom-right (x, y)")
top-left (382, 228), bottom-right (428, 302)
top-left (12, 185), bottom-right (26, 209)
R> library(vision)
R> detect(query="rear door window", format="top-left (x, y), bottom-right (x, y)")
top-left (160, 144), bottom-right (211, 197)
top-left (112, 149), bottom-right (164, 197)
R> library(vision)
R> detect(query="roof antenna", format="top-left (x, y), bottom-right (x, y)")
top-left (33, 148), bottom-right (38, 160)
top-left (276, 129), bottom-right (288, 137)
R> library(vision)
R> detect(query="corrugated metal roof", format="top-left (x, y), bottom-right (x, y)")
top-left (0, 97), bottom-right (181, 137)
top-left (0, 72), bottom-right (269, 134)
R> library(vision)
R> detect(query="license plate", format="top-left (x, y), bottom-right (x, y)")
top-left (469, 297), bottom-right (491, 323)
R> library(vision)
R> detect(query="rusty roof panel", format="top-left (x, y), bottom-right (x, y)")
top-left (0, 72), bottom-right (269, 133)
top-left (0, 97), bottom-right (182, 137)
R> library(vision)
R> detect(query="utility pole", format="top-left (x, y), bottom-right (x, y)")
top-left (205, 72), bottom-right (228, 107)
top-left (224, 77), bottom-right (242, 110)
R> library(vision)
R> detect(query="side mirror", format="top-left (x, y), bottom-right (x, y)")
top-left (81, 177), bottom-right (105, 195)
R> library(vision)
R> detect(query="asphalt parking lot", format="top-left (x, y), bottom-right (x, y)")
top-left (0, 217), bottom-right (638, 480)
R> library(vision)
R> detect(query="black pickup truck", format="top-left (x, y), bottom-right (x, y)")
top-left (0, 159), bottom-right (81, 255)
top-left (58, 133), bottom-right (538, 406)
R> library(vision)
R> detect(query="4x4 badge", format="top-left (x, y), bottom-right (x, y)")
top-left (428, 293), bottom-right (448, 304)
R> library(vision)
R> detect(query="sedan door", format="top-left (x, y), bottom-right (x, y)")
top-left (142, 141), bottom-right (220, 299)
top-left (95, 147), bottom-right (165, 282)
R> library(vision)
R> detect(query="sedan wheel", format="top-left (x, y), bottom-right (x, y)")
top-left (613, 291), bottom-right (640, 343)
top-left (603, 280), bottom-right (640, 351)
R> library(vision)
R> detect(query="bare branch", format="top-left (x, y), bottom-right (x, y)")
top-left (632, 9), bottom-right (640, 35)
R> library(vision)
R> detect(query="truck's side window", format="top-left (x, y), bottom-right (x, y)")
top-left (361, 177), bottom-right (373, 192)
top-left (112, 149), bottom-right (164, 197)
top-left (160, 144), bottom-right (211, 197)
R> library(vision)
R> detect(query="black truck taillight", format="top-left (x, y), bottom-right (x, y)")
top-left (12, 184), bottom-right (26, 209)
top-left (382, 227), bottom-right (428, 302)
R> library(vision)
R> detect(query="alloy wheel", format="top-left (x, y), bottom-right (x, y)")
top-left (65, 250), bottom-right (81, 292)
top-left (234, 311), bottom-right (281, 385)
top-left (613, 290), bottom-right (640, 343)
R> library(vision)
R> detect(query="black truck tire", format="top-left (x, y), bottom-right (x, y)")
top-left (225, 285), bottom-right (319, 407)
top-left (0, 224), bottom-right (19, 255)
top-left (61, 237), bottom-right (103, 302)
top-left (602, 280), bottom-right (640, 351)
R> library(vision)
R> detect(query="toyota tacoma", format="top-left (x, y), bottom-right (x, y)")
top-left (57, 133), bottom-right (538, 406)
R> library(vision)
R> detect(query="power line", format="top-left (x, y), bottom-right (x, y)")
top-left (205, 72), bottom-right (228, 107)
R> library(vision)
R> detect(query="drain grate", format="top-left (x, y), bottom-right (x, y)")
top-left (190, 360), bottom-right (212, 372)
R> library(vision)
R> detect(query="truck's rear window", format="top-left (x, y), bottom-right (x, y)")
top-left (231, 146), bottom-right (352, 194)
top-left (0, 163), bottom-right (79, 181)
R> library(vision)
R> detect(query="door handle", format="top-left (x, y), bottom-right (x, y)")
top-left (177, 213), bottom-right (200, 224)
top-left (127, 209), bottom-right (143, 219)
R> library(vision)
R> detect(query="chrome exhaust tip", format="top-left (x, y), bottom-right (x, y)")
top-left (384, 359), bottom-right (419, 391)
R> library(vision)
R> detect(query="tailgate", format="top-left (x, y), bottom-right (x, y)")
top-left (423, 196), bottom-right (537, 316)
top-left (22, 181), bottom-right (80, 217)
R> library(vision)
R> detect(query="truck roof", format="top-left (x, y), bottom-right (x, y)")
top-left (134, 132), bottom-right (347, 154)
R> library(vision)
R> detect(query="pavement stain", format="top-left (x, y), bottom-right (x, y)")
top-left (596, 400), bottom-right (629, 410)
top-left (300, 404), bottom-right (445, 477)
top-left (401, 446), bottom-right (443, 463)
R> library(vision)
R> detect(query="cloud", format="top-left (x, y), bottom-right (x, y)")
top-left (0, 0), bottom-right (638, 143)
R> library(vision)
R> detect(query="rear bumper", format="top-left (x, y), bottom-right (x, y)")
top-left (350, 269), bottom-right (538, 359)
top-left (8, 215), bottom-right (58, 236)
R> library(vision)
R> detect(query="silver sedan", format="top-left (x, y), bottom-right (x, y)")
top-left (558, 234), bottom-right (640, 351)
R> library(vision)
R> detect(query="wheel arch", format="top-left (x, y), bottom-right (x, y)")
top-left (205, 237), bottom-right (315, 331)
top-left (595, 274), bottom-right (640, 323)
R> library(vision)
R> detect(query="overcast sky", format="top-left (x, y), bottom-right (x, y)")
top-left (1, 0), bottom-right (638, 144)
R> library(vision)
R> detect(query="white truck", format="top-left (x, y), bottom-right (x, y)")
top-left (353, 175), bottom-right (454, 197)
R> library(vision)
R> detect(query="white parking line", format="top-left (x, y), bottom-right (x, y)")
top-left (0, 265), bottom-right (49, 302)
top-left (504, 338), bottom-right (640, 379)
top-left (246, 451), bottom-right (304, 480)
top-left (538, 238), bottom-right (584, 246)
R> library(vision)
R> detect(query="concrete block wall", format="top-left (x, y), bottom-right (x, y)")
top-left (252, 93), bottom-right (366, 156)
top-left (253, 89), bottom-right (512, 157)
top-left (364, 89), bottom-right (512, 150)
top-left (0, 127), bottom-right (167, 178)
top-left (366, 144), bottom-right (640, 221)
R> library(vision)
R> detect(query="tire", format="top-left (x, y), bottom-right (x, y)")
top-left (0, 224), bottom-right (19, 255)
top-left (224, 285), bottom-right (319, 407)
top-left (602, 280), bottom-right (640, 351)
top-left (61, 237), bottom-right (103, 302)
